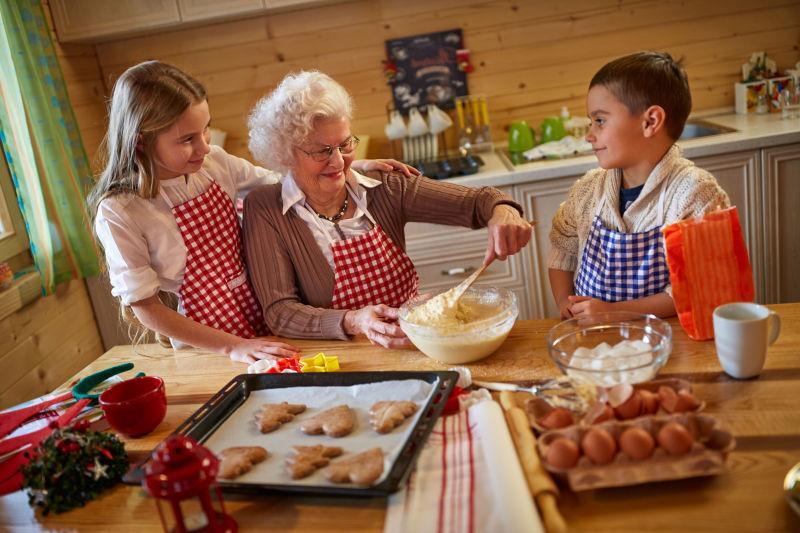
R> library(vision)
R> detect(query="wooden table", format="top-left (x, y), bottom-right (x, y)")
top-left (2, 304), bottom-right (799, 532)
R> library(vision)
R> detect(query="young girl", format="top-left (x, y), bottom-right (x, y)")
top-left (89, 61), bottom-right (416, 364)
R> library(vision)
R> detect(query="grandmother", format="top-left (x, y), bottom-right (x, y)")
top-left (243, 71), bottom-right (532, 348)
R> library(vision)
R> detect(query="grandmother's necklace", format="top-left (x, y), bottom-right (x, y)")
top-left (314, 196), bottom-right (349, 223)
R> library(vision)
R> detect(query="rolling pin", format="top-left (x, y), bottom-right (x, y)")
top-left (499, 390), bottom-right (567, 533)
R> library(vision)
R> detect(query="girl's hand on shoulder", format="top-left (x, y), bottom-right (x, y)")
top-left (229, 338), bottom-right (300, 364)
top-left (485, 205), bottom-right (533, 264)
top-left (352, 159), bottom-right (421, 178)
top-left (568, 295), bottom-right (611, 318)
top-left (344, 304), bottom-right (412, 349)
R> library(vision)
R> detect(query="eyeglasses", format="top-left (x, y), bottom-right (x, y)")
top-left (296, 135), bottom-right (360, 162)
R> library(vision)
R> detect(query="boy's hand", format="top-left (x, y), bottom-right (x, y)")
top-left (568, 295), bottom-right (612, 317)
top-left (557, 298), bottom-right (574, 320)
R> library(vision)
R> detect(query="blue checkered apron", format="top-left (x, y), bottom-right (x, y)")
top-left (574, 185), bottom-right (670, 302)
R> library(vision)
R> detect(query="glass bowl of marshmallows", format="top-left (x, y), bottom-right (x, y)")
top-left (399, 286), bottom-right (518, 364)
top-left (547, 312), bottom-right (672, 386)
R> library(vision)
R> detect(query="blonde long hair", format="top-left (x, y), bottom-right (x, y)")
top-left (88, 61), bottom-right (207, 346)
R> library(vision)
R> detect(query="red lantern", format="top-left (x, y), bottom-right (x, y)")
top-left (143, 435), bottom-right (237, 533)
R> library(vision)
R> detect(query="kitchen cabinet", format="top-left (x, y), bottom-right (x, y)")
top-left (49, 0), bottom-right (181, 42)
top-left (514, 175), bottom-right (580, 319)
top-left (692, 150), bottom-right (764, 303)
top-left (762, 142), bottom-right (800, 303)
top-left (177, 0), bottom-right (264, 22)
top-left (49, 0), bottom-right (331, 42)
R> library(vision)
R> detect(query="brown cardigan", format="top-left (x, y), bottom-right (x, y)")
top-left (242, 170), bottom-right (521, 340)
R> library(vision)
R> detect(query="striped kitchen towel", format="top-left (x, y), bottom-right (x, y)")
top-left (384, 401), bottom-right (543, 533)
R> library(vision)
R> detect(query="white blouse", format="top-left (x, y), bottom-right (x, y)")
top-left (280, 170), bottom-right (379, 269)
top-left (95, 145), bottom-right (281, 305)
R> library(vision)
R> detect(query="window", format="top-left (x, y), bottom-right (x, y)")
top-left (0, 143), bottom-right (30, 264)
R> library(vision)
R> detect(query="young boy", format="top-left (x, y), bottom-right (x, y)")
top-left (548, 51), bottom-right (729, 320)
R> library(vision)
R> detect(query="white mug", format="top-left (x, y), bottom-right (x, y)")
top-left (407, 107), bottom-right (429, 136)
top-left (384, 110), bottom-right (407, 140)
top-left (713, 302), bottom-right (781, 379)
top-left (427, 104), bottom-right (453, 134)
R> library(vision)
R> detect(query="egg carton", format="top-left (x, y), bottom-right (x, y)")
top-left (525, 378), bottom-right (705, 434)
top-left (537, 412), bottom-right (735, 491)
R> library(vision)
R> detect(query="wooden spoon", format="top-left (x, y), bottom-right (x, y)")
top-left (449, 262), bottom-right (491, 303)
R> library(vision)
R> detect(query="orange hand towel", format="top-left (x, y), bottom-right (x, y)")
top-left (663, 207), bottom-right (755, 340)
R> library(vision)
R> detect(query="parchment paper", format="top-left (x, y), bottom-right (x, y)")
top-left (204, 379), bottom-right (434, 487)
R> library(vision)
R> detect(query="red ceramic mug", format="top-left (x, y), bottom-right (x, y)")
top-left (99, 376), bottom-right (167, 438)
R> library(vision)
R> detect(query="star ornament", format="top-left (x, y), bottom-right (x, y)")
top-left (91, 458), bottom-right (109, 481)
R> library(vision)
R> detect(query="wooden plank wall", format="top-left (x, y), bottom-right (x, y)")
top-left (65, 0), bottom-right (800, 163)
top-left (0, 280), bottom-right (104, 409)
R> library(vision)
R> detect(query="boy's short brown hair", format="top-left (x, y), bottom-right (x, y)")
top-left (590, 51), bottom-right (691, 140)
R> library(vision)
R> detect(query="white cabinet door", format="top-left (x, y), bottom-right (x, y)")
top-left (762, 143), bottom-right (800, 303)
top-left (50, 0), bottom-right (180, 42)
top-left (693, 150), bottom-right (764, 302)
top-left (514, 175), bottom-right (580, 319)
top-left (177, 0), bottom-right (265, 22)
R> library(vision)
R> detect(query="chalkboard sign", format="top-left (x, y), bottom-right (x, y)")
top-left (385, 29), bottom-right (468, 114)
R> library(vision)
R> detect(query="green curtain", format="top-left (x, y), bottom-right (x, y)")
top-left (0, 0), bottom-right (99, 294)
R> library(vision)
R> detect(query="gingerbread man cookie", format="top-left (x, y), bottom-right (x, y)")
top-left (299, 405), bottom-right (355, 437)
top-left (369, 401), bottom-right (418, 433)
top-left (256, 402), bottom-right (306, 433)
top-left (324, 447), bottom-right (384, 486)
top-left (218, 446), bottom-right (268, 479)
top-left (285, 444), bottom-right (344, 479)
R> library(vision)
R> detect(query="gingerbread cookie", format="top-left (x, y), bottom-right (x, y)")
top-left (369, 401), bottom-right (418, 433)
top-left (323, 448), bottom-right (384, 486)
top-left (218, 446), bottom-right (268, 479)
top-left (300, 405), bottom-right (355, 437)
top-left (256, 402), bottom-right (306, 433)
top-left (285, 444), bottom-right (344, 479)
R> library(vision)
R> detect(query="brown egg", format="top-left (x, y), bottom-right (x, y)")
top-left (581, 427), bottom-right (617, 465)
top-left (639, 389), bottom-right (660, 415)
top-left (672, 390), bottom-right (700, 412)
top-left (593, 404), bottom-right (615, 424)
top-left (657, 422), bottom-right (694, 455)
top-left (537, 407), bottom-right (574, 429)
top-left (619, 427), bottom-right (656, 460)
top-left (606, 383), bottom-right (634, 407)
top-left (614, 390), bottom-right (643, 420)
top-left (657, 385), bottom-right (679, 413)
top-left (545, 437), bottom-right (580, 469)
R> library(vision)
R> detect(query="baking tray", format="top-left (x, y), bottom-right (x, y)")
top-left (124, 371), bottom-right (458, 496)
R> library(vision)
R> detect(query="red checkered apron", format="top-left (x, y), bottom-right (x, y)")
top-left (310, 188), bottom-right (419, 309)
top-left (163, 178), bottom-right (268, 338)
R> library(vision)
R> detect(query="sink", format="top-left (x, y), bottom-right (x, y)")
top-left (679, 120), bottom-right (736, 140)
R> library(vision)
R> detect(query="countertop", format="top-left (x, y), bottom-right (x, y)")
top-left (446, 111), bottom-right (800, 189)
top-left (2, 304), bottom-right (799, 532)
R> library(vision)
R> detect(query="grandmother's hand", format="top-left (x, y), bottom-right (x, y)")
top-left (343, 304), bottom-right (412, 349)
top-left (485, 205), bottom-right (533, 265)
top-left (229, 338), bottom-right (300, 364)
top-left (352, 159), bottom-right (421, 178)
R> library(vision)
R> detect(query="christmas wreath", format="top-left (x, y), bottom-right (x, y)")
top-left (21, 421), bottom-right (128, 515)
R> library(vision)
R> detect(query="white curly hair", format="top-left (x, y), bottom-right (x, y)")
top-left (248, 71), bottom-right (354, 174)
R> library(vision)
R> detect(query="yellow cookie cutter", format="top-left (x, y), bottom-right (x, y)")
top-left (300, 352), bottom-right (340, 373)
